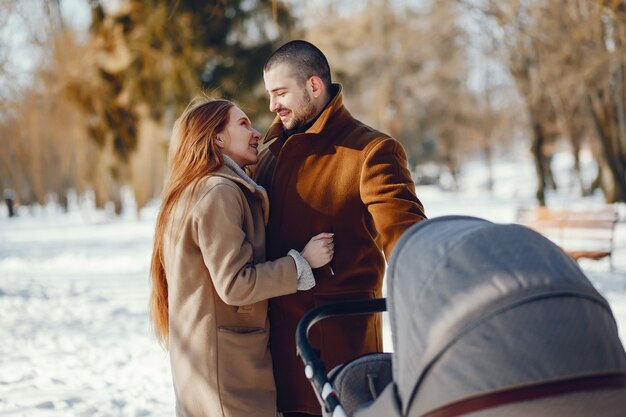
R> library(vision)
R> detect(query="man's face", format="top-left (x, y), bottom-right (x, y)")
top-left (264, 63), bottom-right (318, 131)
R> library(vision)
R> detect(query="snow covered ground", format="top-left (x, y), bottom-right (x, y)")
top-left (1, 153), bottom-right (625, 417)
top-left (0, 205), bottom-right (174, 417)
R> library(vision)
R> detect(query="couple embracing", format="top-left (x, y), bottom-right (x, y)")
top-left (149, 40), bottom-right (426, 417)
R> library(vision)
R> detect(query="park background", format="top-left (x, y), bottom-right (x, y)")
top-left (1, 1), bottom-right (626, 416)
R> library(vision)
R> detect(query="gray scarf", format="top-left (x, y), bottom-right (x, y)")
top-left (222, 155), bottom-right (266, 194)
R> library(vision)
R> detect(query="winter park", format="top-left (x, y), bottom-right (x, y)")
top-left (2, 153), bottom-right (626, 417)
top-left (2, 1), bottom-right (626, 417)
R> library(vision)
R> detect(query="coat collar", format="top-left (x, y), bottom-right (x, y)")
top-left (208, 156), bottom-right (270, 224)
top-left (262, 83), bottom-right (345, 154)
top-left (221, 155), bottom-right (266, 194)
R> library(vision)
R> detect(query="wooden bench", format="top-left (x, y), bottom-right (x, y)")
top-left (516, 206), bottom-right (618, 271)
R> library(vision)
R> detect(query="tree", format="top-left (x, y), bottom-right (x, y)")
top-left (0, 0), bottom-right (294, 214)
top-left (60, 0), bottom-right (293, 213)
top-left (0, 0), bottom-right (95, 210)
top-left (302, 0), bottom-right (491, 188)
top-left (464, 0), bottom-right (626, 204)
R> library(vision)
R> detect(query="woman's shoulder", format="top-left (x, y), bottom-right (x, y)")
top-left (198, 174), bottom-right (240, 190)
top-left (192, 175), bottom-right (245, 209)
top-left (193, 174), bottom-right (243, 197)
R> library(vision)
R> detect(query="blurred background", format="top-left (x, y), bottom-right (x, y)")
top-left (2, 2), bottom-right (626, 416)
top-left (2, 0), bottom-right (626, 215)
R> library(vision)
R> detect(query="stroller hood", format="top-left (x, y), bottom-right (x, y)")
top-left (384, 215), bottom-right (626, 416)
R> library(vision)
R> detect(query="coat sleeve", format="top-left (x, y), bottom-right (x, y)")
top-left (360, 137), bottom-right (427, 258)
top-left (194, 183), bottom-right (298, 306)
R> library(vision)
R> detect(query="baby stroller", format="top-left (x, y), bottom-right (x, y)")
top-left (296, 215), bottom-right (626, 417)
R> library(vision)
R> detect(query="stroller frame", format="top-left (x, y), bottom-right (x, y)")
top-left (296, 298), bottom-right (387, 417)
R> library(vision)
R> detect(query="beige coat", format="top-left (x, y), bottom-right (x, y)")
top-left (163, 163), bottom-right (298, 417)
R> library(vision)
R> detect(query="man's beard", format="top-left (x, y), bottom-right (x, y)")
top-left (284, 90), bottom-right (318, 130)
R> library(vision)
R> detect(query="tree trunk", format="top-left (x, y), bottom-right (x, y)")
top-left (570, 135), bottom-right (584, 193)
top-left (613, 63), bottom-right (626, 153)
top-left (443, 138), bottom-right (459, 191)
top-left (4, 189), bottom-right (15, 217)
top-left (483, 141), bottom-right (494, 194)
top-left (587, 165), bottom-right (603, 196)
top-left (544, 153), bottom-right (557, 191)
top-left (587, 92), bottom-right (626, 202)
top-left (59, 192), bottom-right (69, 212)
top-left (530, 122), bottom-right (547, 206)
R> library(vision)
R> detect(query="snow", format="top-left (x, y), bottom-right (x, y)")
top-left (1, 154), bottom-right (625, 417)
top-left (0, 204), bottom-right (173, 417)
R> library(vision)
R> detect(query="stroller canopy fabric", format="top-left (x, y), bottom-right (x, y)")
top-left (384, 215), bottom-right (626, 416)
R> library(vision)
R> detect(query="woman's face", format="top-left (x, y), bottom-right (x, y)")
top-left (219, 106), bottom-right (261, 167)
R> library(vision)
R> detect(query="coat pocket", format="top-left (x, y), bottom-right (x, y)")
top-left (218, 326), bottom-right (265, 335)
top-left (216, 327), bottom-right (277, 416)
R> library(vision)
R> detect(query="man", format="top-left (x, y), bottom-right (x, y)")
top-left (254, 40), bottom-right (427, 417)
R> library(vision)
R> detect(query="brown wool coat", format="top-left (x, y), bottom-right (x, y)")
top-left (163, 164), bottom-right (299, 417)
top-left (253, 84), bottom-right (427, 414)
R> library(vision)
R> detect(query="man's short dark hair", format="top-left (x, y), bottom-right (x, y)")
top-left (264, 40), bottom-right (332, 91)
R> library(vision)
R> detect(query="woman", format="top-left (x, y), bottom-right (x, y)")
top-left (149, 98), bottom-right (334, 417)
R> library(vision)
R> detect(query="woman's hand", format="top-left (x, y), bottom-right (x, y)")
top-left (301, 232), bottom-right (334, 269)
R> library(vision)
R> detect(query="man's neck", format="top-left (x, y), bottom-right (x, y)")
top-left (284, 114), bottom-right (320, 138)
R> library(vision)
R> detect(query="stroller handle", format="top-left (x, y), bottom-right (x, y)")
top-left (296, 298), bottom-right (387, 417)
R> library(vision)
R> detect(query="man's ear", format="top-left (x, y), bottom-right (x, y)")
top-left (308, 76), bottom-right (325, 99)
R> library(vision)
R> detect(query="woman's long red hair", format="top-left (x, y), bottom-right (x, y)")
top-left (149, 98), bottom-right (234, 348)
